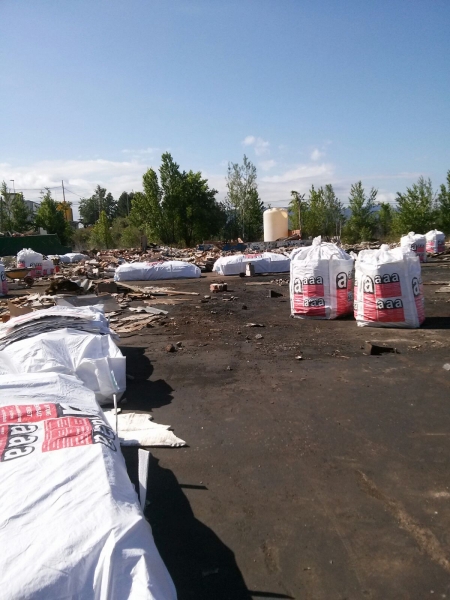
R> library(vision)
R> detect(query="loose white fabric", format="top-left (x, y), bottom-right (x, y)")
top-left (115, 260), bottom-right (201, 281)
top-left (103, 410), bottom-right (187, 447)
top-left (290, 237), bottom-right (354, 319)
top-left (0, 373), bottom-right (177, 600)
top-left (354, 245), bottom-right (425, 328)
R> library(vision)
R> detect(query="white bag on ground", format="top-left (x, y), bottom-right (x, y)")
top-left (17, 248), bottom-right (43, 276)
top-left (290, 237), bottom-right (354, 319)
top-left (0, 264), bottom-right (8, 296)
top-left (400, 232), bottom-right (427, 263)
top-left (213, 252), bottom-right (290, 275)
top-left (354, 245), bottom-right (425, 328)
top-left (61, 252), bottom-right (89, 263)
top-left (115, 260), bottom-right (201, 281)
top-left (0, 328), bottom-right (126, 404)
top-left (425, 229), bottom-right (445, 254)
top-left (0, 372), bottom-right (177, 600)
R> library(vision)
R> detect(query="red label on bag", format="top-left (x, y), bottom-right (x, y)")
top-left (412, 276), bottom-right (425, 323)
top-left (373, 273), bottom-right (401, 298)
top-left (42, 417), bottom-right (93, 452)
top-left (0, 403), bottom-right (59, 424)
top-left (292, 276), bottom-right (326, 316)
top-left (336, 271), bottom-right (353, 316)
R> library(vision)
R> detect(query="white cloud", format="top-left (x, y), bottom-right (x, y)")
top-left (310, 148), bottom-right (325, 161)
top-left (262, 163), bottom-right (333, 184)
top-left (259, 159), bottom-right (276, 171)
top-left (242, 135), bottom-right (270, 156)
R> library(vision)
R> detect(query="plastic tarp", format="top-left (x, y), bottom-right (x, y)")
top-left (115, 260), bottom-right (201, 281)
top-left (425, 229), bottom-right (445, 254)
top-left (354, 245), bottom-right (425, 328)
top-left (213, 252), bottom-right (290, 276)
top-left (290, 237), bottom-right (354, 319)
top-left (0, 372), bottom-right (177, 600)
top-left (0, 328), bottom-right (126, 404)
top-left (400, 232), bottom-right (426, 263)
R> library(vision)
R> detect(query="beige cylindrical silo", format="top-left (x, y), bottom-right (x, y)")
top-left (263, 208), bottom-right (289, 242)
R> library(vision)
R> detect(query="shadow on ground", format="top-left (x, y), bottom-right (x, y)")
top-left (146, 456), bottom-right (293, 600)
top-left (119, 346), bottom-right (174, 411)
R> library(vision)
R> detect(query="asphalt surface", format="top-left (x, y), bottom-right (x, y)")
top-left (119, 262), bottom-right (450, 600)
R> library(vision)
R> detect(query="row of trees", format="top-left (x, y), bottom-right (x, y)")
top-left (75, 153), bottom-right (264, 249)
top-left (289, 172), bottom-right (450, 243)
top-left (4, 164), bottom-right (450, 250)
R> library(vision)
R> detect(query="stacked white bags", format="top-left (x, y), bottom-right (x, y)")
top-left (17, 248), bottom-right (43, 277)
top-left (61, 252), bottom-right (89, 263)
top-left (115, 260), bottom-right (201, 281)
top-left (400, 232), bottom-right (426, 263)
top-left (290, 237), bottom-right (354, 319)
top-left (213, 252), bottom-right (290, 276)
top-left (425, 229), bottom-right (445, 254)
top-left (354, 245), bottom-right (425, 328)
top-left (0, 264), bottom-right (8, 296)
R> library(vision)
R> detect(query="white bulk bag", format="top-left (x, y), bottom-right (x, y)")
top-left (0, 264), bottom-right (8, 296)
top-left (0, 328), bottom-right (126, 404)
top-left (213, 252), bottom-right (290, 276)
top-left (115, 260), bottom-right (201, 281)
top-left (400, 232), bottom-right (426, 263)
top-left (17, 248), bottom-right (43, 276)
top-left (354, 245), bottom-right (425, 328)
top-left (0, 372), bottom-right (177, 600)
top-left (62, 252), bottom-right (89, 263)
top-left (425, 229), bottom-right (445, 254)
top-left (290, 237), bottom-right (354, 319)
top-left (42, 259), bottom-right (55, 275)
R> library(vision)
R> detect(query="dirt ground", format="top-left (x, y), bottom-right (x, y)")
top-left (119, 262), bottom-right (450, 600)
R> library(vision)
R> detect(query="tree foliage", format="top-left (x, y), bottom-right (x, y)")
top-left (35, 189), bottom-right (72, 245)
top-left (376, 202), bottom-right (393, 238)
top-left (116, 192), bottom-right (134, 218)
top-left (393, 176), bottom-right (436, 235)
top-left (289, 185), bottom-right (344, 238)
top-left (11, 192), bottom-right (32, 232)
top-left (91, 210), bottom-right (113, 249)
top-left (79, 185), bottom-right (116, 225)
top-left (224, 155), bottom-right (264, 241)
top-left (343, 182), bottom-right (377, 242)
top-left (129, 152), bottom-right (225, 245)
top-left (437, 170), bottom-right (450, 234)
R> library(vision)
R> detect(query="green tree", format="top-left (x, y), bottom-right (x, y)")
top-left (377, 202), bottom-right (393, 238)
top-left (91, 210), bottom-right (113, 249)
top-left (437, 170), bottom-right (450, 234)
top-left (289, 191), bottom-right (306, 234)
top-left (11, 192), bottom-right (32, 232)
top-left (35, 189), bottom-right (72, 245)
top-left (224, 155), bottom-right (263, 241)
top-left (79, 185), bottom-right (117, 225)
top-left (116, 191), bottom-right (135, 218)
top-left (343, 181), bottom-right (377, 243)
top-left (393, 176), bottom-right (436, 235)
top-left (130, 154), bottom-right (225, 245)
top-left (0, 181), bottom-right (14, 231)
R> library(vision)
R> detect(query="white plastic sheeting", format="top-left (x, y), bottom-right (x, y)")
top-left (61, 252), bottom-right (89, 263)
top-left (425, 229), bottom-right (446, 254)
top-left (0, 328), bottom-right (126, 404)
top-left (290, 237), bottom-right (354, 319)
top-left (354, 245), bottom-right (425, 328)
top-left (115, 260), bottom-right (201, 281)
top-left (103, 410), bottom-right (186, 447)
top-left (0, 372), bottom-right (177, 600)
top-left (213, 252), bottom-right (290, 276)
top-left (400, 232), bottom-right (426, 263)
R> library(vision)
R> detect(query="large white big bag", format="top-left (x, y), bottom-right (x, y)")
top-left (290, 237), bottom-right (354, 319)
top-left (17, 248), bottom-right (43, 277)
top-left (400, 232), bottom-right (427, 263)
top-left (425, 229), bottom-right (445, 254)
top-left (354, 245), bottom-right (425, 328)
top-left (115, 260), bottom-right (201, 281)
top-left (213, 252), bottom-right (290, 276)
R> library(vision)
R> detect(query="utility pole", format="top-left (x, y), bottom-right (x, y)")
top-left (297, 192), bottom-right (305, 239)
top-left (62, 180), bottom-right (66, 203)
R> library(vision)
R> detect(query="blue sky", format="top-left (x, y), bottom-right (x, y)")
top-left (1, 0), bottom-right (449, 217)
